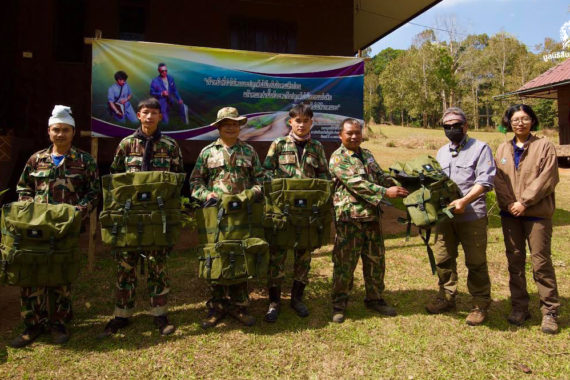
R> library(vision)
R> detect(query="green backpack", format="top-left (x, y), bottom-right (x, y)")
top-left (0, 201), bottom-right (82, 287)
top-left (263, 178), bottom-right (333, 250)
top-left (195, 189), bottom-right (268, 284)
top-left (99, 171), bottom-right (185, 252)
top-left (390, 155), bottom-right (461, 274)
top-left (195, 189), bottom-right (265, 245)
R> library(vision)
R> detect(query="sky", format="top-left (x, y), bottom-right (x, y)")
top-left (369, 0), bottom-right (569, 55)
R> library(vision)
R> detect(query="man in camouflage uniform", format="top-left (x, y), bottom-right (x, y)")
top-left (11, 105), bottom-right (99, 348)
top-left (100, 98), bottom-right (184, 338)
top-left (329, 118), bottom-right (408, 323)
top-left (190, 106), bottom-right (266, 328)
top-left (262, 104), bottom-right (330, 322)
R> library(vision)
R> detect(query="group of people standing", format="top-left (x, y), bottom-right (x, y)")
top-left (8, 99), bottom-right (561, 348)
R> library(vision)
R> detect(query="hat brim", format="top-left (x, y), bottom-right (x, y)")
top-left (212, 116), bottom-right (248, 127)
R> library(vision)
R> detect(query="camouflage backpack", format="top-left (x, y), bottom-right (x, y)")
top-left (0, 201), bottom-right (82, 287)
top-left (390, 155), bottom-right (461, 273)
top-left (195, 189), bottom-right (268, 284)
top-left (263, 178), bottom-right (333, 250)
top-left (99, 171), bottom-right (185, 252)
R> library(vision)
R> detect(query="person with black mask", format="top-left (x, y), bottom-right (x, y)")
top-left (425, 107), bottom-right (496, 327)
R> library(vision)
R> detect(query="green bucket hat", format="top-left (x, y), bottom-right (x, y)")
top-left (212, 107), bottom-right (247, 127)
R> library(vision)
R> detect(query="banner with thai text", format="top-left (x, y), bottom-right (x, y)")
top-left (91, 39), bottom-right (363, 141)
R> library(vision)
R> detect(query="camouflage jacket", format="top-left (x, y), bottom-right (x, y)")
top-left (17, 145), bottom-right (99, 216)
top-left (329, 145), bottom-right (394, 222)
top-left (110, 132), bottom-right (184, 173)
top-left (263, 136), bottom-right (330, 179)
top-left (190, 138), bottom-right (266, 202)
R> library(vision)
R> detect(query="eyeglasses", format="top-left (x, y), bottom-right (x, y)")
top-left (510, 117), bottom-right (531, 125)
top-left (442, 122), bottom-right (464, 130)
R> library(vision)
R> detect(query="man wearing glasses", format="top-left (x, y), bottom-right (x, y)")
top-left (425, 107), bottom-right (496, 326)
top-left (150, 63), bottom-right (188, 125)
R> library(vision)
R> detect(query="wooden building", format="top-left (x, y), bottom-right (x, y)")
top-left (1, 0), bottom-right (441, 196)
top-left (498, 58), bottom-right (570, 162)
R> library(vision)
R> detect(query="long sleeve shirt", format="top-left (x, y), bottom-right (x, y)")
top-left (436, 136), bottom-right (496, 222)
top-left (329, 145), bottom-right (394, 222)
top-left (189, 138), bottom-right (266, 202)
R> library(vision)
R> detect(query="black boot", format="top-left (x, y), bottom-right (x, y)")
top-left (290, 281), bottom-right (309, 318)
top-left (51, 323), bottom-right (70, 344)
top-left (97, 317), bottom-right (130, 339)
top-left (264, 286), bottom-right (281, 323)
top-left (10, 324), bottom-right (45, 348)
top-left (154, 315), bottom-right (176, 336)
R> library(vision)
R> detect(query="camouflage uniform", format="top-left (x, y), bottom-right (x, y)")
top-left (190, 138), bottom-right (266, 307)
top-left (110, 130), bottom-right (184, 318)
top-left (263, 136), bottom-right (329, 287)
top-left (329, 145), bottom-right (394, 310)
top-left (16, 145), bottom-right (99, 327)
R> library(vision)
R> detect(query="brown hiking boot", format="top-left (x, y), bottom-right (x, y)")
top-left (227, 306), bottom-right (255, 327)
top-left (201, 304), bottom-right (226, 329)
top-left (425, 296), bottom-right (456, 314)
top-left (541, 313), bottom-right (559, 334)
top-left (507, 310), bottom-right (531, 326)
top-left (10, 325), bottom-right (45, 348)
top-left (466, 306), bottom-right (487, 326)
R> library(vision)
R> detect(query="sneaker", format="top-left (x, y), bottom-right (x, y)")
top-left (264, 302), bottom-right (280, 323)
top-left (541, 313), bottom-right (559, 334)
top-left (366, 299), bottom-right (397, 317)
top-left (97, 317), bottom-right (129, 339)
top-left (10, 325), bottom-right (44, 348)
top-left (466, 306), bottom-right (487, 326)
top-left (201, 305), bottom-right (226, 329)
top-left (331, 309), bottom-right (345, 324)
top-left (227, 306), bottom-right (256, 327)
top-left (425, 296), bottom-right (456, 314)
top-left (507, 310), bottom-right (531, 326)
top-left (50, 323), bottom-right (70, 344)
top-left (154, 315), bottom-right (175, 336)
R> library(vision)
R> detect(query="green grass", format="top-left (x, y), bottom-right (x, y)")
top-left (1, 125), bottom-right (568, 379)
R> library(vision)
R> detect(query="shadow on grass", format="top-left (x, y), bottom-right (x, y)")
top-left (2, 247), bottom-right (567, 356)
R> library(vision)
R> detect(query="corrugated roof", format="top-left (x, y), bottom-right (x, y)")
top-left (518, 58), bottom-right (570, 91)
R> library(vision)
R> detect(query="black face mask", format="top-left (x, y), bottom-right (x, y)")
top-left (444, 128), bottom-right (465, 144)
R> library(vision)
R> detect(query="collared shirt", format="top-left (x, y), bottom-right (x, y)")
top-left (512, 135), bottom-right (531, 169)
top-left (436, 135), bottom-right (496, 222)
top-left (17, 145), bottom-right (100, 216)
top-left (263, 135), bottom-right (329, 180)
top-left (190, 138), bottom-right (266, 202)
top-left (329, 145), bottom-right (394, 222)
top-left (110, 132), bottom-right (184, 173)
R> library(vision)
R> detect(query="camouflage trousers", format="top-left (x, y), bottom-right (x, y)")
top-left (209, 282), bottom-right (249, 308)
top-left (20, 285), bottom-right (72, 328)
top-left (267, 246), bottom-right (312, 287)
top-left (114, 249), bottom-right (170, 318)
top-left (332, 221), bottom-right (386, 310)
